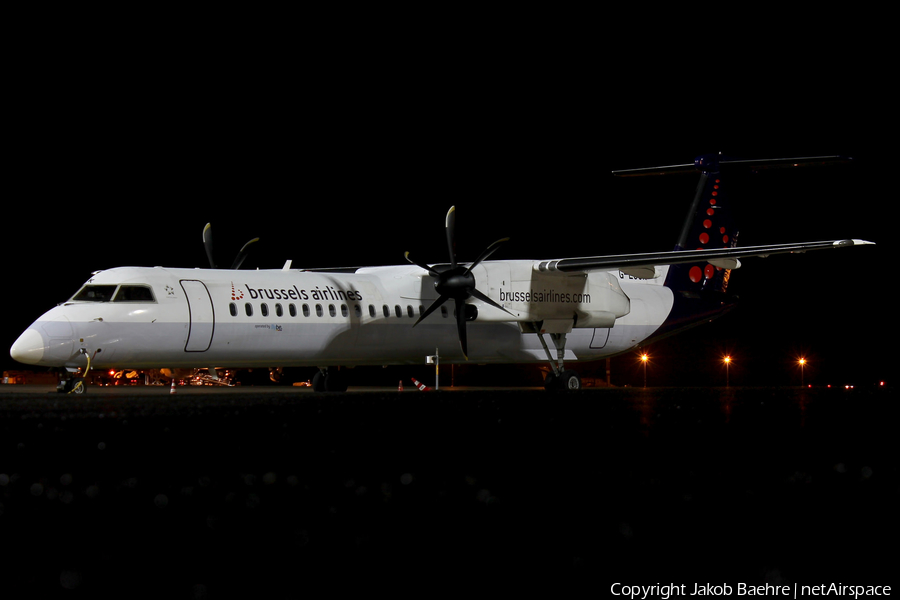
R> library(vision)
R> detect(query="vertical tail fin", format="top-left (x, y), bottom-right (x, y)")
top-left (613, 153), bottom-right (738, 294)
top-left (615, 153), bottom-right (851, 295)
top-left (667, 153), bottom-right (738, 294)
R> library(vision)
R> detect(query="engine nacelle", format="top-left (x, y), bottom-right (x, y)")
top-left (573, 271), bottom-right (630, 328)
top-left (476, 261), bottom-right (631, 326)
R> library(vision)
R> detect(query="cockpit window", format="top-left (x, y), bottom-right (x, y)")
top-left (72, 285), bottom-right (118, 302)
top-left (113, 285), bottom-right (156, 303)
top-left (70, 284), bottom-right (157, 303)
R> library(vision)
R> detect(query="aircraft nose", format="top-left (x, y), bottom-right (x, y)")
top-left (10, 328), bottom-right (45, 365)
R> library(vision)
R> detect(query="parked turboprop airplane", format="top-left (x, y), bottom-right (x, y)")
top-left (10, 154), bottom-right (872, 392)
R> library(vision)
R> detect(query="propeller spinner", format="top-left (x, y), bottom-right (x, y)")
top-left (203, 223), bottom-right (260, 269)
top-left (405, 206), bottom-right (513, 359)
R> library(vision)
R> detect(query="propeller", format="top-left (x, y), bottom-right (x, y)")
top-left (405, 206), bottom-right (513, 359)
top-left (203, 223), bottom-right (260, 269)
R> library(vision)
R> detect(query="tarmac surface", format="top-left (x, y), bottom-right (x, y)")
top-left (0, 384), bottom-right (895, 597)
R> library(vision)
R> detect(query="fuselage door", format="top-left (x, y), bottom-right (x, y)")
top-left (590, 327), bottom-right (609, 349)
top-left (180, 280), bottom-right (214, 352)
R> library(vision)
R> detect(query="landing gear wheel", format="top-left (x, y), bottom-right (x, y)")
top-left (312, 369), bottom-right (349, 392)
top-left (324, 370), bottom-right (348, 392)
top-left (560, 370), bottom-right (581, 391)
top-left (544, 370), bottom-right (581, 391)
top-left (312, 370), bottom-right (326, 392)
top-left (543, 371), bottom-right (558, 391)
top-left (59, 377), bottom-right (85, 394)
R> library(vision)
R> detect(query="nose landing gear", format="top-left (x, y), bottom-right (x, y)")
top-left (56, 348), bottom-right (98, 394)
top-left (57, 375), bottom-right (86, 394)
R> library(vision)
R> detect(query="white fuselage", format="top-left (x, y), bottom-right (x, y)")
top-left (13, 157), bottom-right (872, 376)
top-left (11, 261), bottom-right (675, 371)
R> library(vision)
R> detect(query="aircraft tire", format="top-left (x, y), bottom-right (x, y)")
top-left (544, 370), bottom-right (581, 392)
top-left (57, 377), bottom-right (85, 394)
top-left (560, 370), bottom-right (582, 391)
top-left (312, 370), bottom-right (327, 392)
top-left (313, 369), bottom-right (349, 392)
top-left (542, 372), bottom-right (557, 391)
top-left (324, 371), bottom-right (349, 392)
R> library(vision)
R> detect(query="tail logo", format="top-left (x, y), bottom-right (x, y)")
top-left (684, 178), bottom-right (737, 289)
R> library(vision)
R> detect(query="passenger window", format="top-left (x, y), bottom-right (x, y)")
top-left (303, 304), bottom-right (310, 317)
top-left (354, 304), bottom-right (362, 318)
top-left (383, 305), bottom-right (390, 318)
top-left (230, 303), bottom-right (238, 317)
top-left (394, 305), bottom-right (402, 318)
top-left (407, 305), bottom-right (414, 318)
top-left (289, 304), bottom-right (297, 317)
top-left (368, 305), bottom-right (376, 318)
top-left (341, 304), bottom-right (349, 318)
top-left (261, 303), bottom-right (269, 317)
top-left (328, 304), bottom-right (336, 317)
top-left (275, 303), bottom-right (283, 317)
top-left (316, 304), bottom-right (323, 317)
top-left (245, 303), bottom-right (253, 317)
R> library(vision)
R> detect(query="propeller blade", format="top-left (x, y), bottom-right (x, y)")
top-left (404, 252), bottom-right (439, 277)
top-left (413, 295), bottom-right (449, 327)
top-left (465, 237), bottom-right (510, 275)
top-left (203, 223), bottom-right (216, 268)
top-left (408, 206), bottom-right (511, 360)
top-left (204, 223), bottom-right (258, 269)
top-left (454, 297), bottom-right (468, 360)
top-left (445, 206), bottom-right (457, 269)
top-left (469, 288), bottom-right (516, 317)
top-left (230, 237), bottom-right (260, 270)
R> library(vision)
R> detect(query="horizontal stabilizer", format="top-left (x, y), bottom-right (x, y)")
top-left (613, 155), bottom-right (852, 177)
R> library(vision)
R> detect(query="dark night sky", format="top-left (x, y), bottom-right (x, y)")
top-left (4, 29), bottom-right (893, 386)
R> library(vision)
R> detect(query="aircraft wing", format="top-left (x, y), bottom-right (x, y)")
top-left (536, 239), bottom-right (874, 275)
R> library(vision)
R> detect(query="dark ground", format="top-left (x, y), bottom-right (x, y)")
top-left (0, 385), bottom-right (895, 598)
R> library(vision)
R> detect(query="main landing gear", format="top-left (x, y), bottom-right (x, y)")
top-left (312, 367), bottom-right (349, 392)
top-left (533, 323), bottom-right (582, 391)
top-left (543, 368), bottom-right (582, 391)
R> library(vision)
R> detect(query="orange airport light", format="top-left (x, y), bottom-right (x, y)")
top-left (640, 353), bottom-right (649, 387)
